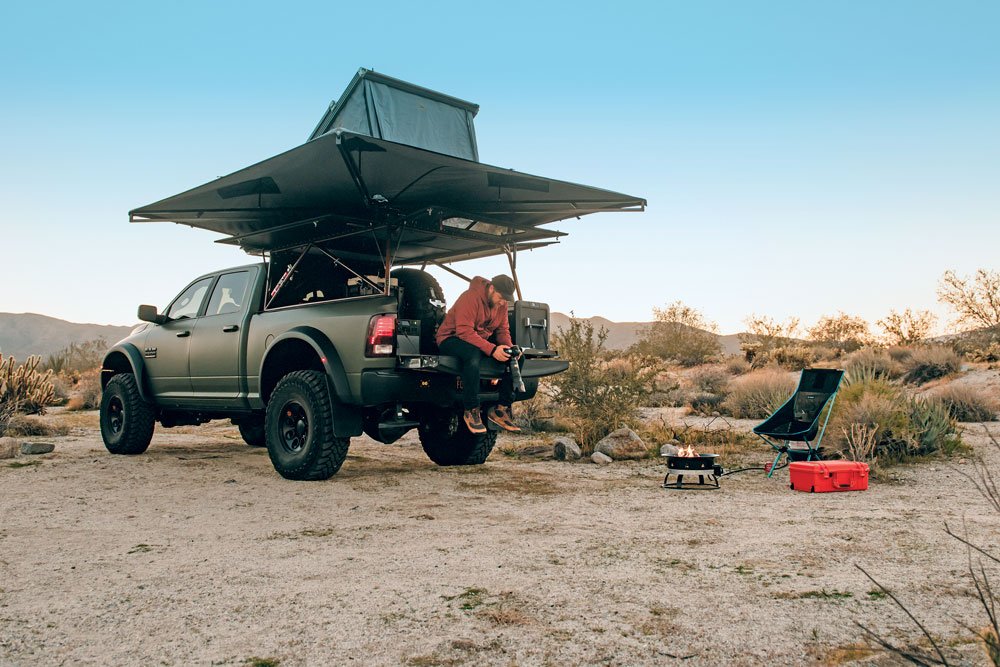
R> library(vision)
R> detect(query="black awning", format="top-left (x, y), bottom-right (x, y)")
top-left (130, 130), bottom-right (645, 265)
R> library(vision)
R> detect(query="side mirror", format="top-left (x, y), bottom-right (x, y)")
top-left (138, 304), bottom-right (169, 325)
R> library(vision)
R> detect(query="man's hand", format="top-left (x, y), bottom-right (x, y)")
top-left (491, 346), bottom-right (511, 363)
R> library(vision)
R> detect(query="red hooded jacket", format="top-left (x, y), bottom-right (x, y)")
top-left (435, 276), bottom-right (512, 355)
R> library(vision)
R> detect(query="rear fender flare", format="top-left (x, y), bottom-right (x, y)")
top-left (259, 327), bottom-right (352, 404)
top-left (101, 344), bottom-right (152, 403)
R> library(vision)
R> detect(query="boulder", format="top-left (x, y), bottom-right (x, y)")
top-left (591, 452), bottom-right (613, 465)
top-left (660, 443), bottom-right (679, 457)
top-left (0, 437), bottom-right (18, 460)
top-left (553, 436), bottom-right (582, 460)
top-left (595, 427), bottom-right (647, 460)
top-left (21, 442), bottom-right (55, 455)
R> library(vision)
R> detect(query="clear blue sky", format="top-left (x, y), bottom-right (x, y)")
top-left (1, 1), bottom-right (997, 334)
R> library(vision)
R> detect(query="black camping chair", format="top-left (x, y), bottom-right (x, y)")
top-left (753, 368), bottom-right (844, 478)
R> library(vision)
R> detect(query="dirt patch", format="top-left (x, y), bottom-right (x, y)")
top-left (0, 412), bottom-right (996, 665)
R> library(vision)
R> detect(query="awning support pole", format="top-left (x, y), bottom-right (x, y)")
top-left (265, 244), bottom-right (312, 310)
top-left (430, 261), bottom-right (473, 283)
top-left (505, 245), bottom-right (523, 301)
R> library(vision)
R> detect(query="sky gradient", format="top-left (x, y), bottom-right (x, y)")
top-left (1, 1), bottom-right (997, 334)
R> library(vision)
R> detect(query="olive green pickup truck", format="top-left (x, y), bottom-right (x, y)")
top-left (100, 69), bottom-right (644, 480)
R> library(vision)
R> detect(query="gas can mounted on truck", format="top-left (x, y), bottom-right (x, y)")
top-left (100, 68), bottom-right (646, 481)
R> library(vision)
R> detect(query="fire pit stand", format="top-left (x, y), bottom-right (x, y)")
top-left (662, 453), bottom-right (723, 490)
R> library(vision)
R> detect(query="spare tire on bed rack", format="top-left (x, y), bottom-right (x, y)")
top-left (391, 268), bottom-right (447, 354)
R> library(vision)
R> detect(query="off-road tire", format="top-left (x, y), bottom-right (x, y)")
top-left (100, 373), bottom-right (155, 455)
top-left (392, 268), bottom-right (446, 354)
top-left (265, 370), bottom-right (350, 480)
top-left (237, 418), bottom-right (266, 447)
top-left (418, 407), bottom-right (497, 466)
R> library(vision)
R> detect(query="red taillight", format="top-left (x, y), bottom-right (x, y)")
top-left (366, 314), bottom-right (396, 357)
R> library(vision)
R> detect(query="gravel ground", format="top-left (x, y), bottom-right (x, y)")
top-left (0, 412), bottom-right (997, 666)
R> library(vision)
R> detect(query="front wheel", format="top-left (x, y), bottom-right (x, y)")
top-left (418, 407), bottom-right (497, 466)
top-left (100, 373), bottom-right (155, 455)
top-left (265, 371), bottom-right (350, 480)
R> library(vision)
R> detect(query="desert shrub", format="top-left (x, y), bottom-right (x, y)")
top-left (843, 348), bottom-right (903, 382)
top-left (0, 400), bottom-right (15, 437)
top-left (877, 308), bottom-right (937, 345)
top-left (43, 338), bottom-right (109, 374)
top-left (1, 354), bottom-right (56, 415)
top-left (63, 369), bottom-right (102, 411)
top-left (739, 315), bottom-right (800, 368)
top-left (929, 384), bottom-right (998, 422)
top-left (886, 346), bottom-right (915, 363)
top-left (830, 374), bottom-right (959, 463)
top-left (771, 345), bottom-right (819, 370)
top-left (689, 392), bottom-right (726, 415)
top-left (807, 312), bottom-right (873, 353)
top-left (724, 355), bottom-right (751, 375)
top-left (720, 369), bottom-right (797, 419)
top-left (937, 268), bottom-right (1000, 330)
top-left (951, 326), bottom-right (1000, 362)
top-left (550, 318), bottom-right (658, 450)
top-left (901, 346), bottom-right (962, 384)
top-left (5, 414), bottom-right (69, 437)
top-left (689, 366), bottom-right (731, 394)
top-left (632, 301), bottom-right (721, 367)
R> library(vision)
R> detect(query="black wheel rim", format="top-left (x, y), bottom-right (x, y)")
top-left (279, 401), bottom-right (309, 454)
top-left (107, 397), bottom-right (124, 434)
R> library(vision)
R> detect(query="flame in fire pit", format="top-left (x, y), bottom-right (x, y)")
top-left (676, 444), bottom-right (698, 457)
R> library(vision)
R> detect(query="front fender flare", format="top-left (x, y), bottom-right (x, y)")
top-left (101, 343), bottom-right (153, 403)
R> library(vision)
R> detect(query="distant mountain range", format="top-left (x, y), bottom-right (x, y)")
top-left (0, 311), bottom-right (743, 361)
top-left (0, 313), bottom-right (133, 361)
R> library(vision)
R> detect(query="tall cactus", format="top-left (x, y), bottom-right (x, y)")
top-left (0, 354), bottom-right (56, 415)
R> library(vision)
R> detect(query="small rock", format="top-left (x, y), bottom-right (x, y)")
top-left (0, 437), bottom-right (18, 460)
top-left (591, 452), bottom-right (613, 465)
top-left (660, 443), bottom-right (679, 457)
top-left (595, 427), bottom-right (647, 460)
top-left (553, 436), bottom-right (582, 460)
top-left (519, 445), bottom-right (551, 457)
top-left (21, 442), bottom-right (55, 455)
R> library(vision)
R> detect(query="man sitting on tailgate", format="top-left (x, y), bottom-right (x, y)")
top-left (436, 274), bottom-right (522, 434)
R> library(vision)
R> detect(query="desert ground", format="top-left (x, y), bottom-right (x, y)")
top-left (1, 411), bottom-right (997, 666)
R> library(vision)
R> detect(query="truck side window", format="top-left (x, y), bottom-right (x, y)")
top-left (167, 277), bottom-right (213, 320)
top-left (206, 271), bottom-right (251, 316)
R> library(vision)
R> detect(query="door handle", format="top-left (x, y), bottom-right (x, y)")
top-left (176, 331), bottom-right (191, 338)
top-left (223, 325), bottom-right (239, 333)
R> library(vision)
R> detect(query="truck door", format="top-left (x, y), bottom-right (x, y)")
top-left (189, 270), bottom-right (253, 400)
top-left (143, 276), bottom-right (214, 399)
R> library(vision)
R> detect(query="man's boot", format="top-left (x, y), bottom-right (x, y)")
top-left (487, 405), bottom-right (521, 432)
top-left (463, 408), bottom-right (487, 434)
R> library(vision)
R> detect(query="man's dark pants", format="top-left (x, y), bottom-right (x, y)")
top-left (438, 336), bottom-right (515, 411)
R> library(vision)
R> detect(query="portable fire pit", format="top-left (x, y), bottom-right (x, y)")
top-left (662, 448), bottom-right (722, 490)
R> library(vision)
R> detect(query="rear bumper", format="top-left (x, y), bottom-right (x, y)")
top-left (359, 357), bottom-right (566, 407)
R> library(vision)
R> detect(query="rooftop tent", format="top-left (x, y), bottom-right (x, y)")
top-left (308, 69), bottom-right (480, 161)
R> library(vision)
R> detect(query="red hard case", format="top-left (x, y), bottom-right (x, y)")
top-left (788, 461), bottom-right (869, 493)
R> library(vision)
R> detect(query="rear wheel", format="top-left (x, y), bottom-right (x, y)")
top-left (418, 407), bottom-right (497, 466)
top-left (265, 371), bottom-right (350, 480)
top-left (100, 373), bottom-right (155, 455)
top-left (237, 418), bottom-right (266, 447)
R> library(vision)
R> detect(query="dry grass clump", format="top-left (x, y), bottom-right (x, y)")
top-left (721, 368), bottom-right (797, 419)
top-left (843, 348), bottom-right (903, 381)
top-left (724, 355), bottom-right (751, 375)
top-left (689, 365), bottom-right (731, 394)
top-left (901, 346), bottom-right (962, 384)
top-left (4, 414), bottom-right (69, 437)
top-left (929, 384), bottom-right (998, 422)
